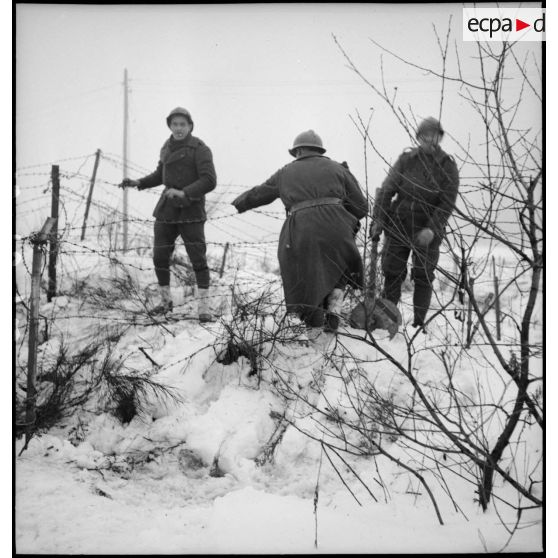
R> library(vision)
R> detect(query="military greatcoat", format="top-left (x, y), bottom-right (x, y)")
top-left (233, 154), bottom-right (368, 325)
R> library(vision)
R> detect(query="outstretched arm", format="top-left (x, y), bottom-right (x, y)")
top-left (232, 171), bottom-right (281, 213)
top-left (137, 161), bottom-right (163, 190)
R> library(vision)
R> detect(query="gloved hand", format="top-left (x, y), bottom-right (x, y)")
top-left (370, 222), bottom-right (383, 241)
top-left (231, 192), bottom-right (248, 214)
top-left (164, 188), bottom-right (186, 201)
top-left (119, 178), bottom-right (139, 189)
top-left (415, 227), bottom-right (435, 247)
top-left (163, 188), bottom-right (193, 208)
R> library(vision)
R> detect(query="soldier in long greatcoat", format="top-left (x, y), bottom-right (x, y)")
top-left (232, 130), bottom-right (368, 336)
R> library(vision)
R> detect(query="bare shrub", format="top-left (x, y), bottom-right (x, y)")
top-left (16, 329), bottom-right (179, 449)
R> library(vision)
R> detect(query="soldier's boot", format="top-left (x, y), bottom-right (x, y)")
top-left (412, 283), bottom-right (432, 328)
top-left (324, 288), bottom-right (344, 332)
top-left (151, 285), bottom-right (173, 314)
top-left (197, 287), bottom-right (213, 323)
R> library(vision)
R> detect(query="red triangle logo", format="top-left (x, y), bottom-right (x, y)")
top-left (516, 19), bottom-right (530, 32)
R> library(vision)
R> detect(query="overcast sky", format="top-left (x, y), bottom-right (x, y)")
top-left (15, 3), bottom-right (541, 178)
top-left (15, 2), bottom-right (544, 243)
top-left (16, 3), bottom-right (473, 177)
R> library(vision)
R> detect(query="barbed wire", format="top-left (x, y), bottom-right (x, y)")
top-left (15, 152), bottom-right (98, 173)
top-left (58, 237), bottom-right (277, 254)
top-left (15, 172), bottom-right (53, 178)
top-left (17, 171), bottom-right (286, 250)
top-left (15, 229), bottom-right (504, 300)
top-left (101, 152), bottom-right (155, 176)
top-left (16, 195), bottom-right (53, 207)
top-left (15, 237), bottom-right (281, 299)
top-left (15, 182), bottom-right (52, 192)
top-left (15, 152), bottom-right (535, 283)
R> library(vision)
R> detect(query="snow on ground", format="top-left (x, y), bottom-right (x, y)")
top-left (14, 249), bottom-right (543, 554)
top-left (15, 433), bottom-right (542, 554)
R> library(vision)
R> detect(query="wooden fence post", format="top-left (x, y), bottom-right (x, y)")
top-left (219, 242), bottom-right (230, 278)
top-left (25, 217), bottom-right (57, 447)
top-left (81, 149), bottom-right (102, 241)
top-left (492, 256), bottom-right (501, 341)
top-left (47, 165), bottom-right (60, 302)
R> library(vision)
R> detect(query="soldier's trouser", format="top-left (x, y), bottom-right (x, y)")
top-left (153, 220), bottom-right (210, 289)
top-left (381, 233), bottom-right (441, 323)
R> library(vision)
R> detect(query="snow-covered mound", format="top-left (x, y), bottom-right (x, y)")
top-left (15, 249), bottom-right (543, 554)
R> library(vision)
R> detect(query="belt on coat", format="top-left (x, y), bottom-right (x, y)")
top-left (285, 197), bottom-right (342, 249)
top-left (288, 197), bottom-right (342, 215)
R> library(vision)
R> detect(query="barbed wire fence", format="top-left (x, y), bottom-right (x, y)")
top-left (15, 150), bottom-right (505, 330)
top-left (15, 148), bottom-right (515, 351)
top-left (16, 151), bottom-right (283, 283)
top-left (15, 147), bottom-right (516, 371)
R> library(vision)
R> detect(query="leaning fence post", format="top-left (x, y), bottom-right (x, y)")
top-left (81, 149), bottom-right (102, 241)
top-left (47, 165), bottom-right (60, 302)
top-left (25, 217), bottom-right (57, 448)
top-left (492, 256), bottom-right (501, 341)
top-left (219, 242), bottom-right (230, 278)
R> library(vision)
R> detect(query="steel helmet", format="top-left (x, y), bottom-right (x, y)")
top-left (166, 107), bottom-right (194, 129)
top-left (288, 130), bottom-right (326, 156)
top-left (416, 117), bottom-right (444, 138)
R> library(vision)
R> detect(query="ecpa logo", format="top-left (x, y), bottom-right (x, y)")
top-left (463, 8), bottom-right (545, 42)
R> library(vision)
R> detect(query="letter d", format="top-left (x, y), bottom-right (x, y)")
top-left (534, 13), bottom-right (545, 32)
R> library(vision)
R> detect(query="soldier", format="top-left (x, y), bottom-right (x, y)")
top-left (370, 117), bottom-right (459, 328)
top-left (120, 107), bottom-right (217, 321)
top-left (232, 130), bottom-right (368, 339)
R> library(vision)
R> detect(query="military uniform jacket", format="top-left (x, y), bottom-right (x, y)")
top-left (138, 134), bottom-right (216, 222)
top-left (374, 146), bottom-right (459, 239)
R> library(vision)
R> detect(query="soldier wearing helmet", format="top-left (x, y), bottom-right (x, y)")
top-left (370, 117), bottom-right (459, 329)
top-left (232, 130), bottom-right (368, 341)
top-left (120, 107), bottom-right (217, 321)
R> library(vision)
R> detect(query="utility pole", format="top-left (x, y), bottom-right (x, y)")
top-left (122, 68), bottom-right (129, 251)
